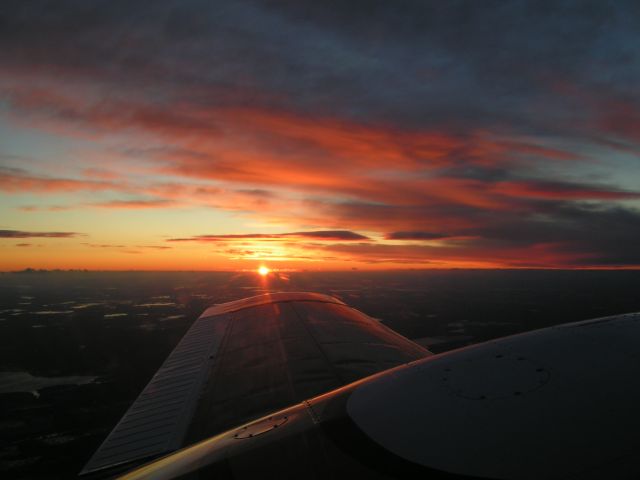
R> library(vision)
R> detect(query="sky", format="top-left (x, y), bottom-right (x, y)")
top-left (1, 0), bottom-right (639, 271)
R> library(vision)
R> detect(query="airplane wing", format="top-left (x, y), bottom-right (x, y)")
top-left (80, 292), bottom-right (431, 476)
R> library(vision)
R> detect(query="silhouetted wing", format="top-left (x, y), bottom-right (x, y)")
top-left (80, 292), bottom-right (430, 476)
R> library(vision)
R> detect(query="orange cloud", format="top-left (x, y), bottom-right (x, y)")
top-left (88, 199), bottom-right (178, 209)
top-left (168, 230), bottom-right (370, 242)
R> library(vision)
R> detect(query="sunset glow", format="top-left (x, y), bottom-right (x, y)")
top-left (1, 2), bottom-right (639, 271)
top-left (258, 266), bottom-right (271, 277)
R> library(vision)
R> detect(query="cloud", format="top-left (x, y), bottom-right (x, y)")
top-left (289, 230), bottom-right (370, 240)
top-left (82, 168), bottom-right (123, 180)
top-left (0, 230), bottom-right (80, 238)
top-left (81, 243), bottom-right (126, 248)
top-left (459, 203), bottom-right (640, 266)
top-left (2, 86), bottom-right (584, 200)
top-left (491, 180), bottom-right (640, 201)
top-left (168, 230), bottom-right (370, 242)
top-left (142, 183), bottom-right (289, 212)
top-left (17, 199), bottom-right (179, 211)
top-left (385, 231), bottom-right (452, 241)
top-left (0, 168), bottom-right (120, 193)
top-left (88, 199), bottom-right (178, 209)
top-left (18, 205), bottom-right (71, 212)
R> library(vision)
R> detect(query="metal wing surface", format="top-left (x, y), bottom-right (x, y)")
top-left (81, 292), bottom-right (430, 476)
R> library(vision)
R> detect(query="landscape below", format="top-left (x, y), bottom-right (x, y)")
top-left (1, 269), bottom-right (640, 479)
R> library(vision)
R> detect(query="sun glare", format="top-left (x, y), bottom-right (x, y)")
top-left (258, 265), bottom-right (271, 276)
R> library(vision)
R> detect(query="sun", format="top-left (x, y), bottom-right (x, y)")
top-left (258, 265), bottom-right (271, 276)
